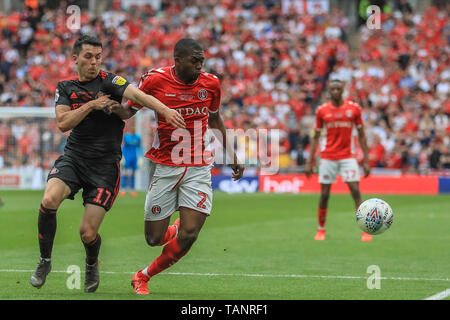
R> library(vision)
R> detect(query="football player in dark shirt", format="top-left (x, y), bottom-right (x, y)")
top-left (30, 35), bottom-right (185, 293)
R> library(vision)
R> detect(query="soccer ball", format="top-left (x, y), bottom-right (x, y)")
top-left (356, 198), bottom-right (394, 235)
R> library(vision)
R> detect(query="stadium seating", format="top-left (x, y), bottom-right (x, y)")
top-left (0, 0), bottom-right (448, 174)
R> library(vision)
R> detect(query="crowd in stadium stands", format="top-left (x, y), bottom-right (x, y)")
top-left (0, 0), bottom-right (448, 174)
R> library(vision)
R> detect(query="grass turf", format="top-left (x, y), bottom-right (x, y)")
top-left (0, 190), bottom-right (449, 300)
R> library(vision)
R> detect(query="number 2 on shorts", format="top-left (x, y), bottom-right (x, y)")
top-left (197, 192), bottom-right (207, 209)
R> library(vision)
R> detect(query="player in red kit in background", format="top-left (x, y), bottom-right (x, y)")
top-left (305, 79), bottom-right (372, 242)
top-left (110, 38), bottom-right (245, 294)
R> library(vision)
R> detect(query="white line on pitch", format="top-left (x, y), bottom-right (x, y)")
top-left (424, 289), bottom-right (450, 300)
top-left (1, 269), bottom-right (449, 282)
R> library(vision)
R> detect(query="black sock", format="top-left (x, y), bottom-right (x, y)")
top-left (38, 204), bottom-right (57, 260)
top-left (83, 234), bottom-right (101, 265)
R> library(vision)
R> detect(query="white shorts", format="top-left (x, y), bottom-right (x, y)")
top-left (144, 161), bottom-right (213, 221)
top-left (318, 158), bottom-right (360, 184)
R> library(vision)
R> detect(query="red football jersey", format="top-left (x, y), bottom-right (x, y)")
top-left (128, 66), bottom-right (221, 166)
top-left (315, 100), bottom-right (363, 160)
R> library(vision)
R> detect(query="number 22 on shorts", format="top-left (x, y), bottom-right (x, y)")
top-left (344, 169), bottom-right (357, 180)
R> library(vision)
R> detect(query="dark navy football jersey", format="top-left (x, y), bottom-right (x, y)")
top-left (55, 70), bottom-right (130, 162)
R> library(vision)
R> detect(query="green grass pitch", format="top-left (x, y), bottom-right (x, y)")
top-left (0, 190), bottom-right (449, 300)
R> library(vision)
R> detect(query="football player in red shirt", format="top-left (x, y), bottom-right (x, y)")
top-left (305, 79), bottom-right (371, 241)
top-left (111, 38), bottom-right (244, 294)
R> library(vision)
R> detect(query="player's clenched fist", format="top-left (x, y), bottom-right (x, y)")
top-left (89, 95), bottom-right (111, 110)
top-left (163, 108), bottom-right (186, 129)
top-left (103, 99), bottom-right (122, 115)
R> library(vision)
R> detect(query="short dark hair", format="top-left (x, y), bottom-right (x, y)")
top-left (174, 38), bottom-right (203, 58)
top-left (72, 35), bottom-right (102, 55)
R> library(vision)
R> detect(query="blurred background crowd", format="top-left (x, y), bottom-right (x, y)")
top-left (0, 0), bottom-right (448, 174)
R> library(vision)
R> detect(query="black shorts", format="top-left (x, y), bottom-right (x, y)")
top-left (47, 155), bottom-right (121, 211)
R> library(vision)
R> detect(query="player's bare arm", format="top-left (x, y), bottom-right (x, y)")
top-left (357, 126), bottom-right (371, 177)
top-left (208, 111), bottom-right (244, 181)
top-left (122, 85), bottom-right (185, 129)
top-left (103, 100), bottom-right (137, 120)
top-left (305, 129), bottom-right (321, 177)
top-left (55, 95), bottom-right (111, 132)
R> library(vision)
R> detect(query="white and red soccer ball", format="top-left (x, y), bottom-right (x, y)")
top-left (356, 198), bottom-right (394, 235)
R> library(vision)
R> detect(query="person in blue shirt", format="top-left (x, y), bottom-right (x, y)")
top-left (121, 122), bottom-right (142, 196)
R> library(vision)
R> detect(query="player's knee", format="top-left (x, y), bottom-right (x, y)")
top-left (177, 230), bottom-right (198, 250)
top-left (145, 233), bottom-right (163, 247)
top-left (349, 187), bottom-right (361, 199)
top-left (320, 192), bottom-right (330, 202)
top-left (80, 228), bottom-right (97, 244)
top-left (41, 194), bottom-right (61, 210)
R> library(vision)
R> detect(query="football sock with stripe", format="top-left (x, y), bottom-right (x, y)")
top-left (143, 237), bottom-right (187, 279)
top-left (38, 204), bottom-right (57, 260)
top-left (83, 234), bottom-right (102, 265)
top-left (157, 225), bottom-right (177, 246)
top-left (318, 207), bottom-right (328, 230)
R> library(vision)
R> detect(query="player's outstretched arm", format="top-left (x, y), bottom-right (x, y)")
top-left (123, 85), bottom-right (185, 129)
top-left (305, 129), bottom-right (321, 177)
top-left (103, 100), bottom-right (137, 120)
top-left (208, 111), bottom-right (244, 181)
top-left (55, 95), bottom-right (111, 132)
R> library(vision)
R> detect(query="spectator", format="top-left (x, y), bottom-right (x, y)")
top-left (0, 1), bottom-right (447, 175)
top-left (368, 135), bottom-right (385, 167)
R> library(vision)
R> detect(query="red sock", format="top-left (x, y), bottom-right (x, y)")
top-left (146, 237), bottom-right (187, 278)
top-left (158, 225), bottom-right (177, 246)
top-left (318, 208), bottom-right (327, 229)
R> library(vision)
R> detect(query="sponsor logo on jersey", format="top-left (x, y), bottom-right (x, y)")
top-left (178, 94), bottom-right (194, 101)
top-left (198, 89), bottom-right (208, 100)
top-left (112, 76), bottom-right (127, 86)
top-left (325, 121), bottom-right (352, 128)
top-left (74, 91), bottom-right (95, 101)
top-left (176, 106), bottom-right (209, 116)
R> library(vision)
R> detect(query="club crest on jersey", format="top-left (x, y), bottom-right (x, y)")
top-left (198, 89), bottom-right (208, 100)
top-left (151, 205), bottom-right (161, 215)
top-left (346, 110), bottom-right (353, 118)
top-left (112, 76), bottom-right (127, 86)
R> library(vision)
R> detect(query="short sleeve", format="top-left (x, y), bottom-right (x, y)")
top-left (315, 108), bottom-right (323, 130)
top-left (127, 70), bottom-right (156, 111)
top-left (55, 82), bottom-right (71, 107)
top-left (354, 106), bottom-right (363, 128)
top-left (102, 72), bottom-right (130, 99)
top-left (209, 77), bottom-right (221, 114)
